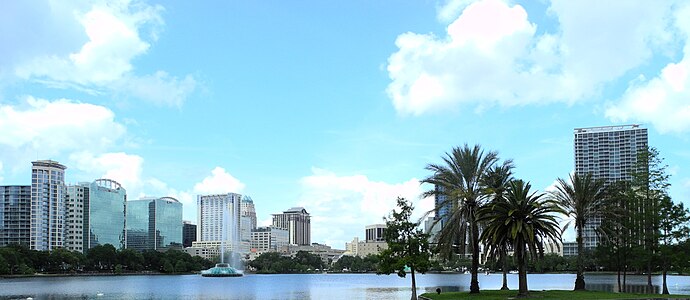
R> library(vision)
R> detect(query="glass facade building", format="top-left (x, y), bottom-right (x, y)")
top-left (0, 185), bottom-right (31, 247)
top-left (66, 179), bottom-right (127, 252)
top-left (30, 160), bottom-right (66, 251)
top-left (126, 197), bottom-right (182, 251)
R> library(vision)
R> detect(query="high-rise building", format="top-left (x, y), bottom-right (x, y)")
top-left (197, 193), bottom-right (241, 252)
top-left (365, 224), bottom-right (386, 242)
top-left (272, 207), bottom-right (311, 245)
top-left (30, 160), bottom-right (66, 251)
top-left (0, 185), bottom-right (31, 247)
top-left (183, 221), bottom-right (196, 248)
top-left (126, 197), bottom-right (182, 251)
top-left (434, 185), bottom-right (451, 225)
top-left (251, 226), bottom-right (288, 252)
top-left (574, 124), bottom-right (648, 249)
top-left (239, 196), bottom-right (257, 253)
top-left (65, 179), bottom-right (126, 253)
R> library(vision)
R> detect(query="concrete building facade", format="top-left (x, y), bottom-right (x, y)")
top-left (272, 207), bottom-right (310, 245)
top-left (30, 160), bottom-right (66, 251)
top-left (197, 193), bottom-right (241, 254)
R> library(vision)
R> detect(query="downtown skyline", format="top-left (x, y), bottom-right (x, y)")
top-left (1, 0), bottom-right (690, 248)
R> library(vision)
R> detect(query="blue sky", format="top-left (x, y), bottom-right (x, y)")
top-left (1, 0), bottom-right (689, 248)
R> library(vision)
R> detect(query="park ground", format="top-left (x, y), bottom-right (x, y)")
top-left (420, 290), bottom-right (690, 300)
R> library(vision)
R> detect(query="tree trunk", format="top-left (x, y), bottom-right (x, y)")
top-left (616, 246), bottom-right (622, 293)
top-left (516, 242), bottom-right (529, 297)
top-left (574, 223), bottom-right (586, 290)
top-left (410, 267), bottom-right (417, 300)
top-left (646, 260), bottom-right (653, 293)
top-left (623, 264), bottom-right (627, 293)
top-left (662, 268), bottom-right (669, 294)
top-left (470, 209), bottom-right (480, 294)
top-left (501, 252), bottom-right (509, 290)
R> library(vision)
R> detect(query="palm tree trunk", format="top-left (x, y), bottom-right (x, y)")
top-left (501, 252), bottom-right (509, 290)
top-left (646, 260), bottom-right (653, 293)
top-left (575, 223), bottom-right (586, 290)
top-left (470, 209), bottom-right (480, 293)
top-left (516, 242), bottom-right (529, 297)
top-left (662, 268), bottom-right (669, 294)
top-left (410, 267), bottom-right (417, 300)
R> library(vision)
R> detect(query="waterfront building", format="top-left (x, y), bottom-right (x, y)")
top-left (434, 184), bottom-right (451, 225)
top-left (65, 179), bottom-right (127, 252)
top-left (183, 221), bottom-right (197, 248)
top-left (240, 196), bottom-right (257, 254)
top-left (126, 197), bottom-right (182, 251)
top-left (574, 125), bottom-right (648, 250)
top-left (197, 193), bottom-right (241, 254)
top-left (30, 160), bottom-right (66, 251)
top-left (0, 185), bottom-right (31, 247)
top-left (424, 216), bottom-right (443, 245)
top-left (250, 226), bottom-right (289, 253)
top-left (344, 224), bottom-right (388, 257)
top-left (272, 207), bottom-right (310, 245)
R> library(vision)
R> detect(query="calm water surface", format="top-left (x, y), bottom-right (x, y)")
top-left (1, 273), bottom-right (689, 299)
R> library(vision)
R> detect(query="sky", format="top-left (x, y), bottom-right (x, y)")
top-left (1, 0), bottom-right (690, 249)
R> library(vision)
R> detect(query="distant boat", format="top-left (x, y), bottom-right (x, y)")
top-left (509, 270), bottom-right (518, 274)
top-left (201, 263), bottom-right (243, 277)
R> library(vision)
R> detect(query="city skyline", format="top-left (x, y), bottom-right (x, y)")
top-left (1, 0), bottom-right (690, 248)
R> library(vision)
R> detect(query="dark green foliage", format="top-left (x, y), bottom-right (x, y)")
top-left (0, 244), bottom-right (213, 275)
top-left (332, 254), bottom-right (380, 272)
top-left (377, 197), bottom-right (432, 300)
top-left (248, 251), bottom-right (325, 274)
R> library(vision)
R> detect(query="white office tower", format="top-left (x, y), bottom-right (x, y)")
top-left (239, 196), bottom-right (257, 254)
top-left (197, 193), bottom-right (242, 253)
top-left (574, 125), bottom-right (648, 250)
top-left (30, 160), bottom-right (66, 251)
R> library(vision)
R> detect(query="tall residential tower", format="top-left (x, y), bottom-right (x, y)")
top-left (0, 185), bottom-right (31, 247)
top-left (30, 160), bottom-right (66, 251)
top-left (574, 124), bottom-right (648, 249)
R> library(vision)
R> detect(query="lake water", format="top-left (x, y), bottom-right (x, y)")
top-left (1, 273), bottom-right (689, 299)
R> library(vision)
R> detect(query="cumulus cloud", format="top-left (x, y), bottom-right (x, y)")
top-left (7, 0), bottom-right (196, 106)
top-left (606, 5), bottom-right (690, 133)
top-left (388, 0), bottom-right (686, 133)
top-left (68, 151), bottom-right (144, 193)
top-left (194, 167), bottom-right (246, 195)
top-left (0, 96), bottom-right (126, 158)
top-left (297, 168), bottom-right (432, 248)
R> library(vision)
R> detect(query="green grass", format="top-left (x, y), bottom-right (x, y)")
top-left (420, 290), bottom-right (690, 299)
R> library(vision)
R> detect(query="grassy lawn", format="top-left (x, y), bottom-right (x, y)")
top-left (420, 290), bottom-right (690, 299)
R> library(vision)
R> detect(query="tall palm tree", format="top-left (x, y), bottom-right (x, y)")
top-left (480, 161), bottom-right (514, 290)
top-left (550, 173), bottom-right (607, 290)
top-left (422, 144), bottom-right (498, 293)
top-left (479, 180), bottom-right (563, 297)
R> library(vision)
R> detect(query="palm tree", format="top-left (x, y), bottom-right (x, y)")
top-left (479, 180), bottom-right (563, 297)
top-left (480, 161), bottom-right (514, 290)
top-left (422, 144), bottom-right (498, 293)
top-left (550, 173), bottom-right (607, 290)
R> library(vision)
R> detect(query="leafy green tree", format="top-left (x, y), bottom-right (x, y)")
top-left (0, 255), bottom-right (9, 275)
top-left (87, 244), bottom-right (117, 271)
top-left (480, 161), bottom-right (514, 290)
top-left (377, 197), bottom-right (432, 300)
top-left (163, 260), bottom-right (174, 273)
top-left (630, 147), bottom-right (671, 292)
top-left (597, 180), bottom-right (633, 292)
top-left (422, 144), bottom-right (499, 293)
top-left (118, 248), bottom-right (144, 271)
top-left (479, 180), bottom-right (563, 297)
top-left (551, 173), bottom-right (606, 290)
top-left (657, 195), bottom-right (689, 294)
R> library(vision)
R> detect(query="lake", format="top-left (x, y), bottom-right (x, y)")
top-left (1, 273), bottom-right (689, 299)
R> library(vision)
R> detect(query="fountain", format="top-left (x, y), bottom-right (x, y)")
top-left (201, 200), bottom-right (243, 277)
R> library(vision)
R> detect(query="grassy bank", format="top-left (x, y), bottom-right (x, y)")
top-left (420, 290), bottom-right (690, 299)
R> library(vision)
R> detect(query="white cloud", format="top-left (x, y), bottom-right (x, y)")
top-left (194, 167), bottom-right (246, 195)
top-left (0, 96), bottom-right (126, 157)
top-left (68, 151), bottom-right (144, 194)
top-left (297, 168), bottom-right (432, 248)
top-left (606, 4), bottom-right (690, 133)
top-left (388, 0), bottom-right (687, 134)
top-left (7, 0), bottom-right (196, 106)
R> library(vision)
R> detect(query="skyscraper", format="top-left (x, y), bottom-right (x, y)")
top-left (239, 196), bottom-right (257, 254)
top-left (126, 197), bottom-right (182, 251)
top-left (0, 185), bottom-right (31, 247)
top-left (30, 160), bottom-right (66, 251)
top-left (197, 193), bottom-right (241, 252)
top-left (183, 221), bottom-right (196, 248)
top-left (65, 179), bottom-right (127, 253)
top-left (574, 124), bottom-right (648, 249)
top-left (433, 184), bottom-right (450, 225)
top-left (272, 207), bottom-right (310, 245)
